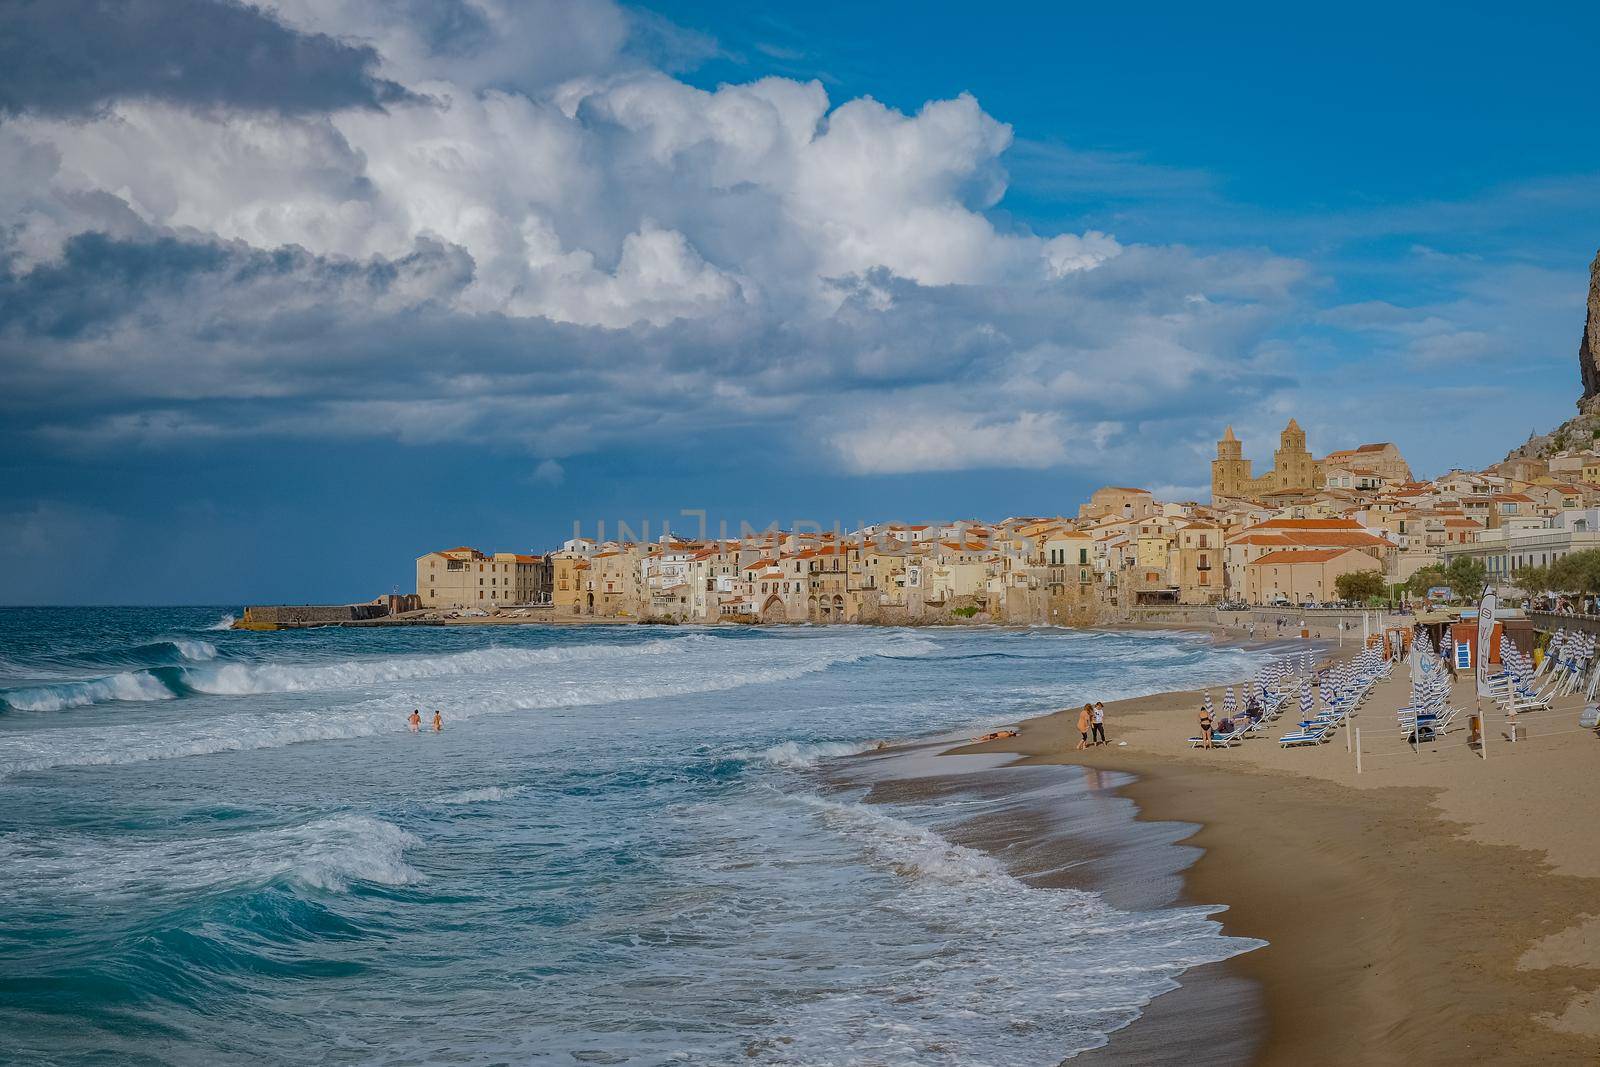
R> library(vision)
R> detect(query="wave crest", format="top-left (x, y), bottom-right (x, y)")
top-left (0, 815), bottom-right (421, 897)
top-left (1, 670), bottom-right (179, 712)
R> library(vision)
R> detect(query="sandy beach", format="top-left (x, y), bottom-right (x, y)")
top-left (943, 640), bottom-right (1600, 1063)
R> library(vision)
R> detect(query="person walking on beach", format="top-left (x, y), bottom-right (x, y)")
top-left (1076, 703), bottom-right (1092, 750)
top-left (1091, 701), bottom-right (1107, 745)
top-left (1197, 703), bottom-right (1215, 749)
top-left (408, 709), bottom-right (421, 733)
top-left (432, 710), bottom-right (443, 733)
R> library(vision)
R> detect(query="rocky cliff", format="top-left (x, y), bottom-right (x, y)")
top-left (1579, 249), bottom-right (1600, 412)
top-left (1502, 249), bottom-right (1600, 462)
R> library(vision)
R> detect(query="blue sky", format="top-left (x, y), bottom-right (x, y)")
top-left (1, 0), bottom-right (1598, 604)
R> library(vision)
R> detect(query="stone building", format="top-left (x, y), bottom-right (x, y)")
top-left (416, 547), bottom-right (549, 609)
top-left (1212, 420), bottom-right (1412, 503)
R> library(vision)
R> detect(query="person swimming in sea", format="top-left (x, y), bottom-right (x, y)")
top-left (432, 710), bottom-right (443, 733)
top-left (408, 709), bottom-right (421, 733)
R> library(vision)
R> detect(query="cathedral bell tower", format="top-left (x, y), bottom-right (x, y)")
top-left (1271, 418), bottom-right (1317, 491)
top-left (1211, 426), bottom-right (1251, 500)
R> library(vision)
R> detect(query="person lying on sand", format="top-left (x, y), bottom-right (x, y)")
top-left (974, 729), bottom-right (1018, 743)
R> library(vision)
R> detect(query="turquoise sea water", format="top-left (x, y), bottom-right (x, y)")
top-left (0, 608), bottom-right (1269, 1065)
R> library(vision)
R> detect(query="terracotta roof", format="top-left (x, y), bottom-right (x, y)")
top-left (1247, 518), bottom-right (1365, 531)
top-left (1251, 548), bottom-right (1370, 566)
top-left (1278, 530), bottom-right (1389, 548)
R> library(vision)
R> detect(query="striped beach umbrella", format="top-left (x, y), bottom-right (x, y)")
top-left (1222, 686), bottom-right (1236, 717)
top-left (1203, 691), bottom-right (1214, 719)
top-left (1299, 684), bottom-right (1313, 718)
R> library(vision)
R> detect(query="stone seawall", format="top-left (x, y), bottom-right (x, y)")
top-left (239, 604), bottom-right (388, 629)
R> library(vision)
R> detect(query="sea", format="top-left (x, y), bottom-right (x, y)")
top-left (0, 607), bottom-right (1273, 1066)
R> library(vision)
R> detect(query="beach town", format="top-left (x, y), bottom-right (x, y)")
top-left (394, 251), bottom-right (1600, 628)
top-left (8, 3), bottom-right (1600, 1064)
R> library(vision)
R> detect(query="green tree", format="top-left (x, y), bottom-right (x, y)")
top-left (1515, 564), bottom-right (1551, 595)
top-left (1548, 549), bottom-right (1600, 594)
top-left (1335, 569), bottom-right (1386, 603)
top-left (1406, 565), bottom-right (1447, 600)
top-left (1444, 557), bottom-right (1487, 600)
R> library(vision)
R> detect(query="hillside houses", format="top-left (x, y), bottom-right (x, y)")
top-left (419, 420), bottom-right (1600, 619)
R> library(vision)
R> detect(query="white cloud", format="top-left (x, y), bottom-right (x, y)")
top-left (830, 412), bottom-right (1127, 475)
top-left (0, 0), bottom-right (1320, 484)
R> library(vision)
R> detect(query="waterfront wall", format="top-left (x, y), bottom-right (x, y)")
top-left (240, 604), bottom-right (387, 629)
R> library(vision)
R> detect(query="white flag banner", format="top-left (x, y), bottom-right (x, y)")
top-left (1476, 586), bottom-right (1497, 697)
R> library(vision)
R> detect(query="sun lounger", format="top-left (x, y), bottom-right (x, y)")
top-left (1278, 726), bottom-right (1329, 747)
top-left (1189, 725), bottom-right (1245, 748)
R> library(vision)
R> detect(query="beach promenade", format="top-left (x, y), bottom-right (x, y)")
top-left (957, 647), bottom-right (1600, 1064)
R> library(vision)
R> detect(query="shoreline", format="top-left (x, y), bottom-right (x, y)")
top-left (931, 653), bottom-right (1600, 1063)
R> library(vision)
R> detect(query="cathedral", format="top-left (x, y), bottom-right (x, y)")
top-left (1211, 420), bottom-right (1413, 502)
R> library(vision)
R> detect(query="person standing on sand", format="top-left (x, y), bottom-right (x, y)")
top-left (408, 709), bottom-right (421, 733)
top-left (1197, 703), bottom-right (1215, 749)
top-left (432, 710), bottom-right (443, 732)
top-left (1091, 701), bottom-right (1107, 745)
top-left (1076, 704), bottom-right (1092, 750)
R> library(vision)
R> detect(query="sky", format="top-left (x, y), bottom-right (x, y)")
top-left (2, 0), bottom-right (1598, 604)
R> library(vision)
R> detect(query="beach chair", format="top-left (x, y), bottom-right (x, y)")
top-left (1405, 706), bottom-right (1459, 743)
top-left (1278, 725), bottom-right (1330, 747)
top-left (1189, 724), bottom-right (1246, 748)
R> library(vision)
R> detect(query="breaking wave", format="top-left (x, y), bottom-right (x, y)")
top-left (0, 815), bottom-right (421, 897)
top-left (0, 634), bottom-right (935, 777)
top-left (1, 670), bottom-right (180, 712)
top-left (204, 614), bottom-right (237, 630)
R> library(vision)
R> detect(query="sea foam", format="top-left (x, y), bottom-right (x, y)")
top-left (0, 814), bottom-right (421, 898)
top-left (0, 632), bottom-right (929, 777)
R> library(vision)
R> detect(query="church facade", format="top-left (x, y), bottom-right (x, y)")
top-left (1211, 420), bottom-right (1412, 502)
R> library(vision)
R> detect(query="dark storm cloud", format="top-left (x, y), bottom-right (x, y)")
top-left (0, 226), bottom-right (1293, 480)
top-left (0, 0), bottom-right (417, 118)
